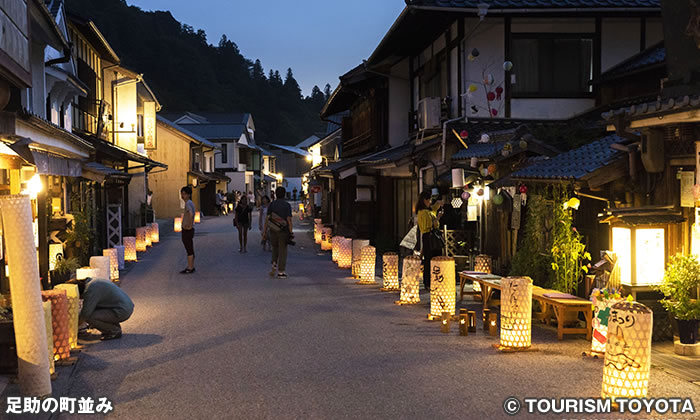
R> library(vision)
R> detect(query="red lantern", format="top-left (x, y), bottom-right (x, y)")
top-left (491, 108), bottom-right (498, 117)
top-left (495, 87), bottom-right (503, 100)
top-left (487, 164), bottom-right (497, 175)
top-left (519, 185), bottom-right (528, 194)
top-left (460, 130), bottom-right (469, 139)
top-left (486, 92), bottom-right (496, 101)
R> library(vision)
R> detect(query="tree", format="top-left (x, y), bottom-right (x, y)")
top-left (252, 59), bottom-right (266, 81)
top-left (283, 68), bottom-right (302, 100)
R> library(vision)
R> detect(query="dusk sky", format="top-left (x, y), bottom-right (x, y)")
top-left (128, 0), bottom-right (406, 96)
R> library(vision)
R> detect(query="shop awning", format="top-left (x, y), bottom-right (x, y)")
top-left (7, 139), bottom-right (82, 177)
top-left (82, 162), bottom-right (131, 183)
top-left (78, 134), bottom-right (167, 169)
top-left (599, 207), bottom-right (686, 226)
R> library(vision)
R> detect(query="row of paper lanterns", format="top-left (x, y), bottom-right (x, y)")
top-left (173, 210), bottom-right (202, 233)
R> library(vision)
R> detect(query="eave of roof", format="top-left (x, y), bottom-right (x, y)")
top-left (157, 116), bottom-right (218, 149)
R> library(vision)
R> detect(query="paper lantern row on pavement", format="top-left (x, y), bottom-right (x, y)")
top-left (135, 227), bottom-right (147, 252)
top-left (151, 222), bottom-right (160, 243)
top-left (123, 237), bottom-right (137, 262)
top-left (90, 256), bottom-right (110, 281)
top-left (145, 225), bottom-right (152, 247)
top-left (321, 227), bottom-right (332, 251)
top-left (381, 252), bottom-right (399, 291)
top-left (103, 248), bottom-right (119, 282)
top-left (332, 236), bottom-right (342, 262)
top-left (429, 256), bottom-right (456, 319)
top-left (351, 239), bottom-right (369, 278)
top-left (314, 219), bottom-right (322, 244)
top-left (195, 211), bottom-right (201, 223)
top-left (397, 255), bottom-right (421, 304)
top-left (358, 245), bottom-right (376, 284)
top-left (174, 217), bottom-right (182, 233)
top-left (41, 290), bottom-right (70, 361)
top-left (337, 237), bottom-right (352, 269)
top-left (500, 277), bottom-right (533, 349)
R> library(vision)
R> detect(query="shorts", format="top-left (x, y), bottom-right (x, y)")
top-left (182, 228), bottom-right (195, 256)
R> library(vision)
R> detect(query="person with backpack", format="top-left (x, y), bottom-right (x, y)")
top-left (262, 186), bottom-right (294, 278)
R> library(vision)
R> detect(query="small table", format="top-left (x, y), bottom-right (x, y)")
top-left (459, 272), bottom-right (503, 309)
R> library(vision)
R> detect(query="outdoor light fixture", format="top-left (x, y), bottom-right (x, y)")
top-left (48, 244), bottom-right (64, 271)
top-left (352, 239), bottom-right (369, 278)
top-left (397, 255), bottom-right (421, 304)
top-left (338, 237), bottom-right (353, 269)
top-left (321, 227), bottom-right (332, 251)
top-left (42, 300), bottom-right (55, 375)
top-left (135, 227), bottom-right (147, 252)
top-left (151, 222), bottom-right (160, 243)
top-left (123, 237), bottom-right (137, 262)
top-left (473, 254), bottom-right (492, 293)
top-left (103, 249), bottom-right (119, 282)
top-left (459, 308), bottom-right (468, 336)
top-left (358, 245), bottom-right (376, 284)
top-left (228, 203), bottom-right (234, 211)
top-left (500, 277), bottom-right (533, 349)
top-left (381, 252), bottom-right (399, 291)
top-left (477, 3), bottom-right (490, 20)
top-left (611, 226), bottom-right (665, 286)
top-left (601, 301), bottom-right (653, 401)
top-left (89, 256), bottom-right (111, 281)
top-left (174, 217), bottom-right (182, 233)
top-left (195, 211), bottom-right (201, 223)
top-left (41, 289), bottom-right (70, 361)
top-left (468, 311), bottom-right (477, 332)
top-left (451, 197), bottom-right (463, 208)
top-left (332, 236), bottom-right (342, 262)
top-left (489, 313), bottom-right (498, 336)
top-left (0, 195), bottom-right (51, 396)
top-left (441, 312), bottom-right (451, 333)
top-left (483, 308), bottom-right (491, 330)
top-left (75, 267), bottom-right (97, 280)
top-left (429, 256), bottom-right (456, 319)
top-left (54, 284), bottom-right (79, 350)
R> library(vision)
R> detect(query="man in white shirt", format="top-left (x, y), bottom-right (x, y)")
top-left (180, 186), bottom-right (196, 274)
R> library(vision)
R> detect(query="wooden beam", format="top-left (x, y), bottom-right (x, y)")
top-left (582, 159), bottom-right (627, 189)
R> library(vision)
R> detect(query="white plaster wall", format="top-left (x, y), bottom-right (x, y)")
top-left (463, 18), bottom-right (505, 119)
top-left (602, 19), bottom-right (641, 72)
top-left (645, 18), bottom-right (664, 47)
top-left (511, 98), bottom-right (595, 119)
top-left (227, 171), bottom-right (246, 193)
top-left (388, 58), bottom-right (410, 148)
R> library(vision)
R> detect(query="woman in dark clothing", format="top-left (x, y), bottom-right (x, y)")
top-left (234, 195), bottom-right (253, 252)
top-left (415, 191), bottom-right (443, 291)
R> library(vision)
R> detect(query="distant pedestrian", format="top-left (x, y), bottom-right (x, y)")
top-left (234, 195), bottom-right (253, 253)
top-left (416, 191), bottom-right (443, 291)
top-left (263, 186), bottom-right (293, 278)
top-left (71, 278), bottom-right (134, 341)
top-left (248, 191), bottom-right (254, 206)
top-left (215, 190), bottom-right (223, 216)
top-left (259, 196), bottom-right (271, 251)
top-left (180, 186), bottom-right (196, 274)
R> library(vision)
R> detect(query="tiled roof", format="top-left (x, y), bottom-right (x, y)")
top-left (159, 112), bottom-right (250, 125)
top-left (157, 116), bottom-right (219, 149)
top-left (598, 42), bottom-right (665, 82)
top-left (296, 135), bottom-right (321, 149)
top-left (602, 95), bottom-right (700, 121)
top-left (359, 137), bottom-right (441, 166)
top-left (266, 144), bottom-right (311, 157)
top-left (453, 142), bottom-right (507, 159)
top-left (407, 0), bottom-right (660, 8)
top-left (177, 123), bottom-right (245, 140)
top-left (510, 134), bottom-right (626, 180)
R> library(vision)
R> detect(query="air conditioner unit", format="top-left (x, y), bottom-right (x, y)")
top-left (417, 97), bottom-right (442, 130)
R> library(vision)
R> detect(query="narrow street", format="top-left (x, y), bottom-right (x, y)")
top-left (54, 214), bottom-right (700, 419)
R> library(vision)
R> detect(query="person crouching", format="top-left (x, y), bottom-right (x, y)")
top-left (70, 278), bottom-right (134, 341)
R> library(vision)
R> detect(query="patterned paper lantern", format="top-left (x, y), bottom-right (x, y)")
top-left (500, 277), bottom-right (533, 349)
top-left (41, 290), bottom-right (70, 361)
top-left (114, 245), bottom-right (125, 269)
top-left (103, 248), bottom-right (119, 281)
top-left (429, 256), bottom-right (456, 318)
top-left (89, 256), bottom-right (110, 280)
top-left (151, 222), bottom-right (160, 243)
top-left (42, 300), bottom-right (55, 375)
top-left (338, 237), bottom-right (353, 269)
top-left (48, 243), bottom-right (64, 271)
top-left (321, 227), bottom-right (332, 251)
top-left (194, 211), bottom-right (201, 223)
top-left (591, 292), bottom-right (623, 354)
top-left (332, 236), bottom-right (343, 262)
top-left (135, 227), bottom-right (147, 252)
top-left (54, 284), bottom-right (79, 350)
top-left (174, 217), bottom-right (182, 233)
top-left (314, 219), bottom-right (322, 244)
top-left (601, 301), bottom-right (653, 401)
top-left (75, 267), bottom-right (97, 280)
top-left (358, 245), bottom-right (376, 284)
top-left (145, 225), bottom-right (152, 247)
top-left (473, 254), bottom-right (493, 293)
top-left (123, 237), bottom-right (137, 262)
top-left (381, 252), bottom-right (399, 291)
top-left (352, 239), bottom-right (370, 278)
top-left (397, 255), bottom-right (421, 304)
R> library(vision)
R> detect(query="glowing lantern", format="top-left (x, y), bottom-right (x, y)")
top-left (489, 313), bottom-right (498, 336)
top-left (54, 284), bottom-right (79, 350)
top-left (174, 217), bottom-right (182, 233)
top-left (144, 225), bottom-right (152, 247)
top-left (352, 239), bottom-right (369, 278)
top-left (451, 197), bottom-right (463, 208)
top-left (590, 289), bottom-right (623, 355)
top-left (194, 211), bottom-right (201, 223)
top-left (358, 245), bottom-right (376, 284)
top-left (41, 289), bottom-right (70, 361)
top-left (321, 227), bottom-right (332, 251)
top-left (461, 191), bottom-right (471, 201)
top-left (314, 219), bottom-right (322, 244)
top-left (332, 236), bottom-right (342, 262)
top-left (500, 277), bottom-right (533, 349)
top-left (429, 256), bottom-right (456, 319)
top-left (151, 222), bottom-right (160, 243)
top-left (459, 309), bottom-right (469, 336)
top-left (338, 237), bottom-right (353, 269)
top-left (381, 252), bottom-right (399, 291)
top-left (42, 300), bottom-right (55, 375)
top-left (114, 245), bottom-right (125, 269)
top-left (601, 301), bottom-right (653, 401)
top-left (48, 243), bottom-right (64, 271)
top-left (89, 256), bottom-right (110, 281)
top-left (611, 226), bottom-right (665, 286)
top-left (493, 194), bottom-right (504, 206)
top-left (468, 311), bottom-right (477, 332)
top-left (441, 312), bottom-right (451, 333)
top-left (123, 237), bottom-right (137, 262)
top-left (472, 254), bottom-right (492, 293)
top-left (397, 255), bottom-right (421, 304)
top-left (135, 227), bottom-right (147, 252)
top-left (487, 163), bottom-right (497, 175)
top-left (75, 267), bottom-right (96, 280)
top-left (459, 130), bottom-right (469, 139)
top-left (103, 249), bottom-right (119, 282)
top-left (228, 203), bottom-right (234, 211)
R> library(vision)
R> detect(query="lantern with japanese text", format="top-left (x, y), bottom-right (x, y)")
top-left (174, 217), bottom-right (182, 232)
top-left (429, 256), bottom-right (456, 319)
top-left (601, 301), bottom-right (653, 401)
top-left (54, 284), bottom-right (79, 350)
top-left (590, 289), bottom-right (623, 355)
top-left (352, 239), bottom-right (369, 278)
top-left (89, 256), bottom-right (110, 280)
top-left (194, 211), bottom-right (201, 223)
top-left (151, 222), bottom-right (160, 243)
top-left (358, 245), bottom-right (376, 284)
top-left (103, 248), bottom-right (119, 282)
top-left (381, 252), bottom-right (399, 291)
top-left (397, 255), bottom-right (421, 304)
top-left (135, 227), bottom-right (147, 252)
top-left (41, 289), bottom-right (70, 361)
top-left (500, 277), bottom-right (533, 349)
top-left (123, 237), bottom-right (137, 262)
top-left (338, 237), bottom-right (352, 269)
top-left (321, 227), bottom-right (332, 251)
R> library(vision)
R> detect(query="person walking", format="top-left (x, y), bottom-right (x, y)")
top-left (180, 186), bottom-right (196, 274)
top-left (234, 195), bottom-right (253, 252)
top-left (262, 186), bottom-right (293, 278)
top-left (416, 190), bottom-right (443, 291)
top-left (215, 190), bottom-right (222, 216)
top-left (259, 196), bottom-right (271, 251)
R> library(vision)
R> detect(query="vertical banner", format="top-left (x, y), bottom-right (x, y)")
top-left (680, 171), bottom-right (695, 208)
top-left (143, 101), bottom-right (156, 150)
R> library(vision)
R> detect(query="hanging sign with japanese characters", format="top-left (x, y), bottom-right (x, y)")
top-left (680, 171), bottom-right (695, 207)
top-left (144, 101), bottom-right (157, 150)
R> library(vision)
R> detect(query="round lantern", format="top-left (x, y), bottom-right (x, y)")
top-left (54, 284), bottom-right (79, 350)
top-left (135, 227), bottom-right (147, 252)
top-left (358, 245), bottom-right (376, 285)
top-left (381, 252), bottom-right (399, 291)
top-left (519, 185), bottom-right (528, 194)
top-left (338, 237), bottom-right (353, 269)
top-left (591, 290), bottom-right (623, 355)
top-left (103, 248), bottom-right (119, 282)
top-left (459, 130), bottom-right (469, 139)
top-left (429, 256), bottom-right (456, 319)
top-left (114, 245), bottom-right (125, 269)
top-left (519, 139), bottom-right (528, 150)
top-left (174, 217), bottom-right (182, 233)
top-left (487, 163), bottom-right (497, 175)
top-left (151, 222), bottom-right (160, 243)
top-left (194, 211), bottom-right (201, 223)
top-left (493, 194), bottom-right (504, 206)
top-left (332, 236), bottom-right (342, 263)
top-left (601, 301), bottom-right (653, 401)
top-left (42, 300), bottom-right (55, 375)
top-left (486, 92), bottom-right (496, 101)
top-left (396, 255), bottom-right (421, 304)
top-left (352, 239), bottom-right (370, 278)
top-left (41, 289), bottom-right (70, 361)
top-left (461, 191), bottom-right (471, 201)
top-left (89, 256), bottom-right (111, 281)
top-left (123, 237), bottom-right (137, 262)
top-left (503, 61), bottom-right (513, 71)
top-left (500, 277), bottom-right (533, 349)
top-left (480, 133), bottom-right (490, 143)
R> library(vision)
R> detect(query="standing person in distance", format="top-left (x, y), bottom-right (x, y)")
top-left (259, 195), bottom-right (271, 251)
top-left (180, 186), bottom-right (196, 274)
top-left (262, 186), bottom-right (293, 278)
top-left (234, 195), bottom-right (253, 253)
top-left (416, 190), bottom-right (443, 291)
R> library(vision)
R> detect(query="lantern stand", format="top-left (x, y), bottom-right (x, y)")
top-left (459, 308), bottom-right (469, 336)
top-left (426, 256), bottom-right (457, 321)
top-left (492, 277), bottom-right (538, 353)
top-left (395, 255), bottom-right (421, 305)
top-left (379, 252), bottom-right (399, 292)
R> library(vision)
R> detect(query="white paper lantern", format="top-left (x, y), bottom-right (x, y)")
top-left (429, 256), bottom-right (456, 318)
top-left (601, 301), bottom-right (653, 401)
top-left (135, 227), bottom-right (147, 252)
top-left (89, 256), bottom-right (110, 280)
top-left (381, 252), bottom-right (399, 291)
top-left (145, 225), bottom-right (152, 247)
top-left (358, 245), bottom-right (376, 284)
top-left (123, 236), bottom-right (137, 262)
top-left (194, 211), bottom-right (201, 223)
top-left (337, 237), bottom-right (352, 269)
top-left (321, 227), bottom-right (332, 251)
top-left (332, 236), bottom-right (343, 262)
top-left (451, 168), bottom-right (465, 188)
top-left (397, 255), bottom-right (421, 304)
top-left (75, 267), bottom-right (97, 280)
top-left (151, 222), bottom-right (160, 243)
top-left (103, 248), bottom-right (119, 281)
top-left (352, 239), bottom-right (370, 278)
top-left (114, 245), bottom-right (125, 269)
top-left (174, 217), bottom-right (182, 232)
top-left (500, 277), bottom-right (533, 349)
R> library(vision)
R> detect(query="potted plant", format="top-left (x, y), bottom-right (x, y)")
top-left (65, 209), bottom-right (93, 266)
top-left (656, 254), bottom-right (700, 344)
top-left (50, 256), bottom-right (80, 286)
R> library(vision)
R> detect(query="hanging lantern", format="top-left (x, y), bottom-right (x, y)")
top-left (486, 92), bottom-right (496, 101)
top-left (75, 267), bottom-right (97, 280)
top-left (503, 61), bottom-right (513, 71)
top-left (493, 193), bottom-right (504, 206)
top-left (48, 243), bottom-right (64, 271)
top-left (396, 255), bottom-right (421, 304)
top-left (519, 185), bottom-right (528, 194)
top-left (42, 300), bottom-right (55, 375)
top-left (459, 130), bottom-right (469, 139)
top-left (123, 237), bottom-right (137, 262)
top-left (53, 284), bottom-right (79, 350)
top-left (358, 245), bottom-right (376, 284)
top-left (151, 222), bottom-right (160, 243)
top-left (145, 225), bottom-right (152, 247)
top-left (487, 163), bottom-right (497, 175)
top-left (590, 289), bottom-right (623, 355)
top-left (338, 237), bottom-right (353, 269)
top-left (451, 168), bottom-right (465, 188)
top-left (480, 168), bottom-right (489, 177)
top-left (381, 252), bottom-right (399, 291)
top-left (103, 248), bottom-right (119, 282)
top-left (601, 301), bottom-right (653, 401)
top-left (519, 139), bottom-right (528, 150)
top-left (566, 197), bottom-right (581, 210)
top-left (451, 197), bottom-right (463, 208)
top-left (89, 256), bottom-right (111, 281)
top-left (429, 256), bottom-right (456, 319)
top-left (174, 217), bottom-right (182, 233)
top-left (495, 86), bottom-right (504, 100)
top-left (477, 187), bottom-right (485, 196)
top-left (500, 277), bottom-right (533, 349)
top-left (332, 236), bottom-right (342, 263)
top-left (321, 228), bottom-right (333, 251)
top-left (352, 239), bottom-right (369, 278)
top-left (194, 211), bottom-right (201, 223)
top-left (41, 289), bottom-right (70, 361)
top-left (461, 191), bottom-right (471, 201)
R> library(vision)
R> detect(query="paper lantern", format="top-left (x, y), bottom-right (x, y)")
top-left (314, 219), bottom-right (322, 244)
top-left (174, 217), bottom-right (182, 232)
top-left (103, 248), bottom-right (119, 281)
top-left (42, 301), bottom-right (55, 375)
top-left (135, 227), bottom-right (147, 252)
top-left (123, 237), bottom-right (137, 262)
top-left (487, 164), bottom-right (497, 175)
top-left (75, 267), bottom-right (97, 280)
top-left (48, 243), bottom-right (64, 271)
top-left (358, 245), bottom-right (376, 284)
top-left (519, 185), bottom-right (528, 194)
top-left (114, 245), bottom-right (125, 269)
top-left (601, 301), bottom-right (653, 401)
top-left (41, 290), bottom-right (70, 361)
top-left (90, 256), bottom-right (110, 280)
top-left (489, 313), bottom-right (498, 336)
top-left (145, 225), bottom-right (152, 247)
top-left (352, 239), bottom-right (369, 278)
top-left (397, 255), bottom-right (421, 304)
top-left (503, 61), bottom-right (513, 71)
top-left (194, 211), bottom-right (201, 223)
top-left (54, 284), bottom-right (79, 350)
top-left (459, 309), bottom-right (469, 336)
top-left (459, 130), bottom-right (469, 139)
top-left (473, 254), bottom-right (492, 293)
top-left (451, 168), bottom-right (465, 188)
top-left (500, 277), bottom-right (533, 349)
top-left (151, 222), bottom-right (160, 243)
top-left (591, 294), bottom-right (623, 354)
top-left (338, 237), bottom-right (353, 269)
top-left (321, 227), bottom-right (332, 251)
top-left (461, 191), bottom-right (471, 201)
top-left (381, 252), bottom-right (399, 291)
top-left (451, 197), bottom-right (463, 208)
top-left (441, 312), bottom-right (451, 333)
top-left (493, 194), bottom-right (504, 206)
top-left (429, 256), bottom-right (456, 319)
top-left (331, 236), bottom-right (342, 262)
top-left (0, 195), bottom-right (51, 396)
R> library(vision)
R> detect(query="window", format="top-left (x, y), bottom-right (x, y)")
top-left (511, 35), bottom-right (593, 97)
top-left (221, 144), bottom-right (228, 164)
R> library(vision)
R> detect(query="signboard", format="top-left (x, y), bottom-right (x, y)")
top-left (143, 101), bottom-right (157, 150)
top-left (511, 194), bottom-right (522, 230)
top-left (680, 171), bottom-right (695, 207)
